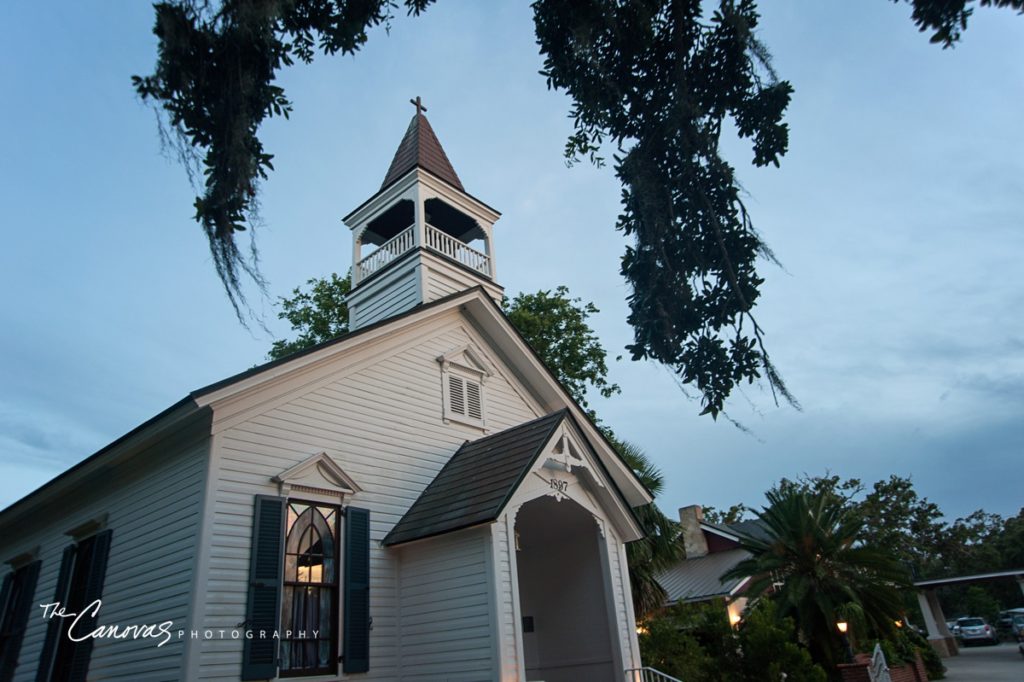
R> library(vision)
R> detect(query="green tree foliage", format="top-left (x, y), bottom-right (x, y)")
top-left (268, 272), bottom-right (351, 360)
top-left (534, 0), bottom-right (795, 419)
top-left (502, 286), bottom-right (619, 410)
top-left (857, 475), bottom-right (946, 573)
top-left (639, 600), bottom-right (827, 682)
top-left (702, 502), bottom-right (751, 524)
top-left (723, 486), bottom-right (910, 672)
top-left (897, 0), bottom-right (1023, 47)
top-left (133, 0), bottom-right (434, 316)
top-left (135, 0), bottom-right (1022, 414)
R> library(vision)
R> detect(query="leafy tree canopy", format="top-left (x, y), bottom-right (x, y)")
top-left (135, 0), bottom-right (1021, 418)
top-left (268, 272), bottom-right (351, 360)
top-left (503, 286), bottom-right (619, 410)
top-left (712, 473), bottom-right (1024, 636)
top-left (639, 599), bottom-right (827, 682)
top-left (724, 485), bottom-right (910, 671)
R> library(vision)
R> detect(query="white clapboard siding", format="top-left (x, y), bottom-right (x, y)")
top-left (197, 314), bottom-right (538, 680)
top-left (397, 529), bottom-right (494, 682)
top-left (5, 418), bottom-right (209, 682)
top-left (348, 259), bottom-right (421, 330)
top-left (423, 260), bottom-right (489, 302)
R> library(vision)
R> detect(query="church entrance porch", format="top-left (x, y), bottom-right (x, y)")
top-left (514, 495), bottom-right (620, 682)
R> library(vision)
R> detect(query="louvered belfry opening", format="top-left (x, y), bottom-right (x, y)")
top-left (361, 199), bottom-right (414, 247)
top-left (344, 102), bottom-right (503, 329)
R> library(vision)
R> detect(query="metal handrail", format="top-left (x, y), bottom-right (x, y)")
top-left (624, 667), bottom-right (684, 682)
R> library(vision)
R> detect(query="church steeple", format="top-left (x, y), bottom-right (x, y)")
top-left (381, 98), bottom-right (464, 192)
top-left (343, 100), bottom-right (502, 331)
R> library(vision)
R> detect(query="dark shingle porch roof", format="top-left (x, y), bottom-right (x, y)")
top-left (382, 410), bottom-right (568, 547)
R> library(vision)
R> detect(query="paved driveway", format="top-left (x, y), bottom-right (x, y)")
top-left (942, 641), bottom-right (1022, 681)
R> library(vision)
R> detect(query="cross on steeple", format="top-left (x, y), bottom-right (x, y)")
top-left (409, 96), bottom-right (427, 115)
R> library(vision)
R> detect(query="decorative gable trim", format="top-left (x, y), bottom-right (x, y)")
top-left (511, 419), bottom-right (642, 543)
top-left (438, 344), bottom-right (492, 430)
top-left (436, 343), bottom-right (494, 380)
top-left (272, 452), bottom-right (362, 501)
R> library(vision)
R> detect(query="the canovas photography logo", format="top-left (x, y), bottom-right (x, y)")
top-left (40, 600), bottom-right (319, 648)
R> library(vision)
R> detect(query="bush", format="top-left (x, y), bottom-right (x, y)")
top-left (867, 627), bottom-right (945, 680)
top-left (638, 600), bottom-right (827, 682)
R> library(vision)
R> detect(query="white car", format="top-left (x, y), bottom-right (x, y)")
top-left (955, 617), bottom-right (999, 646)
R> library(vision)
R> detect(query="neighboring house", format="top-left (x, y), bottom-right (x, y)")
top-left (655, 505), bottom-right (768, 624)
top-left (0, 107), bottom-right (651, 682)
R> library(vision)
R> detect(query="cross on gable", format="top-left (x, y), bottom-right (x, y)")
top-left (409, 95), bottom-right (427, 115)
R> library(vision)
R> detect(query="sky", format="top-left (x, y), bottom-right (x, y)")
top-left (1, 2), bottom-right (1021, 523)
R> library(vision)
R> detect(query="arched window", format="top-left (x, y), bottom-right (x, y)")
top-left (281, 502), bottom-right (338, 676)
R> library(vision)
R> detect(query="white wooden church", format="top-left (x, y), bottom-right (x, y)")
top-left (0, 104), bottom-right (651, 682)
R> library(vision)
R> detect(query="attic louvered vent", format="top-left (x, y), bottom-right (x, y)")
top-left (449, 375), bottom-right (466, 415)
top-left (438, 345), bottom-right (490, 430)
top-left (465, 381), bottom-right (482, 420)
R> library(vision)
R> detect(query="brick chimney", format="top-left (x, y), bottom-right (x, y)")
top-left (678, 505), bottom-right (708, 558)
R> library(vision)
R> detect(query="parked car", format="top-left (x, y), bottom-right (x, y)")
top-left (955, 617), bottom-right (999, 646)
top-left (996, 608), bottom-right (1024, 640)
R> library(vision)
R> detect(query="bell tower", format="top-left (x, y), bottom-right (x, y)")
top-left (343, 98), bottom-right (502, 331)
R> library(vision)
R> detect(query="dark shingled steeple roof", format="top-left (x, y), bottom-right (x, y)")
top-left (381, 111), bottom-right (464, 191)
top-left (382, 411), bottom-right (568, 546)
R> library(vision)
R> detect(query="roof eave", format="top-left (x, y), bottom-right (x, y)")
top-left (0, 397), bottom-right (203, 528)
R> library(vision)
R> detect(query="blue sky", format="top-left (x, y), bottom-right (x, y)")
top-left (1, 2), bottom-right (1021, 521)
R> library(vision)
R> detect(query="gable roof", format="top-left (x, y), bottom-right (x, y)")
top-left (1, 286), bottom-right (653, 528)
top-left (657, 548), bottom-right (751, 604)
top-left (381, 112), bottom-right (464, 192)
top-left (382, 410), bottom-right (567, 546)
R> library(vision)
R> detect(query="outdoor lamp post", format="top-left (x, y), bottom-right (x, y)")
top-left (836, 621), bottom-right (854, 662)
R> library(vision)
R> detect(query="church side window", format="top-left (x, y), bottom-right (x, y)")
top-left (37, 529), bottom-right (113, 682)
top-left (0, 560), bottom-right (41, 682)
top-left (280, 502), bottom-right (339, 677)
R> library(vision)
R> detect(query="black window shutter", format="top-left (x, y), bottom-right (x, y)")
top-left (241, 496), bottom-right (284, 681)
top-left (67, 529), bottom-right (112, 682)
top-left (36, 545), bottom-right (75, 682)
top-left (0, 560), bottom-right (42, 682)
top-left (342, 507), bottom-right (370, 674)
top-left (0, 573), bottom-right (10, 619)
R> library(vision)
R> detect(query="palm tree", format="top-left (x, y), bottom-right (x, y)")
top-left (614, 439), bottom-right (682, 618)
top-left (723, 486), bottom-right (909, 674)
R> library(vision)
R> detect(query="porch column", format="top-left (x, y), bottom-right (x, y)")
top-left (916, 589), bottom-right (958, 658)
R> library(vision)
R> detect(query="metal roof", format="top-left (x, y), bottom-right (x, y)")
top-left (382, 410), bottom-right (567, 546)
top-left (914, 569), bottom-right (1024, 589)
top-left (381, 112), bottom-right (464, 191)
top-left (703, 519), bottom-right (772, 544)
top-left (656, 548), bottom-right (751, 603)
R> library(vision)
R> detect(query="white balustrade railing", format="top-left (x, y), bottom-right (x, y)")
top-left (355, 224), bottom-right (415, 281)
top-left (624, 667), bottom-right (684, 682)
top-left (425, 223), bottom-right (491, 276)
